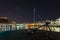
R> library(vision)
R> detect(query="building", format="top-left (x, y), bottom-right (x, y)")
top-left (0, 17), bottom-right (17, 31)
top-left (0, 17), bottom-right (60, 32)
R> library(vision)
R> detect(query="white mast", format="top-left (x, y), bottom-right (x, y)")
top-left (33, 8), bottom-right (35, 24)
top-left (33, 8), bottom-right (35, 29)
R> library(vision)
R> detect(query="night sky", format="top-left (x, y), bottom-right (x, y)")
top-left (0, 0), bottom-right (60, 22)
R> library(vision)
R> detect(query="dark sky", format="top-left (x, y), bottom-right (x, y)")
top-left (0, 0), bottom-right (60, 22)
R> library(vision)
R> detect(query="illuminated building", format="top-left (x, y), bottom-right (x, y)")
top-left (55, 17), bottom-right (60, 26)
top-left (0, 17), bottom-right (17, 31)
top-left (0, 17), bottom-right (60, 32)
top-left (25, 22), bottom-right (44, 29)
top-left (47, 17), bottom-right (60, 32)
top-left (16, 23), bottom-right (25, 30)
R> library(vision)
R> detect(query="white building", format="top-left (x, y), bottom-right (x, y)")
top-left (55, 17), bottom-right (60, 26)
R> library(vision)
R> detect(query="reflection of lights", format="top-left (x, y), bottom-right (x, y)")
top-left (39, 27), bottom-right (43, 30)
top-left (50, 27), bottom-right (60, 32)
top-left (54, 27), bottom-right (60, 32)
top-left (25, 27), bottom-right (28, 29)
top-left (17, 26), bottom-right (20, 30)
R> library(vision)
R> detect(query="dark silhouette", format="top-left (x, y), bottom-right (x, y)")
top-left (45, 19), bottom-right (51, 31)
